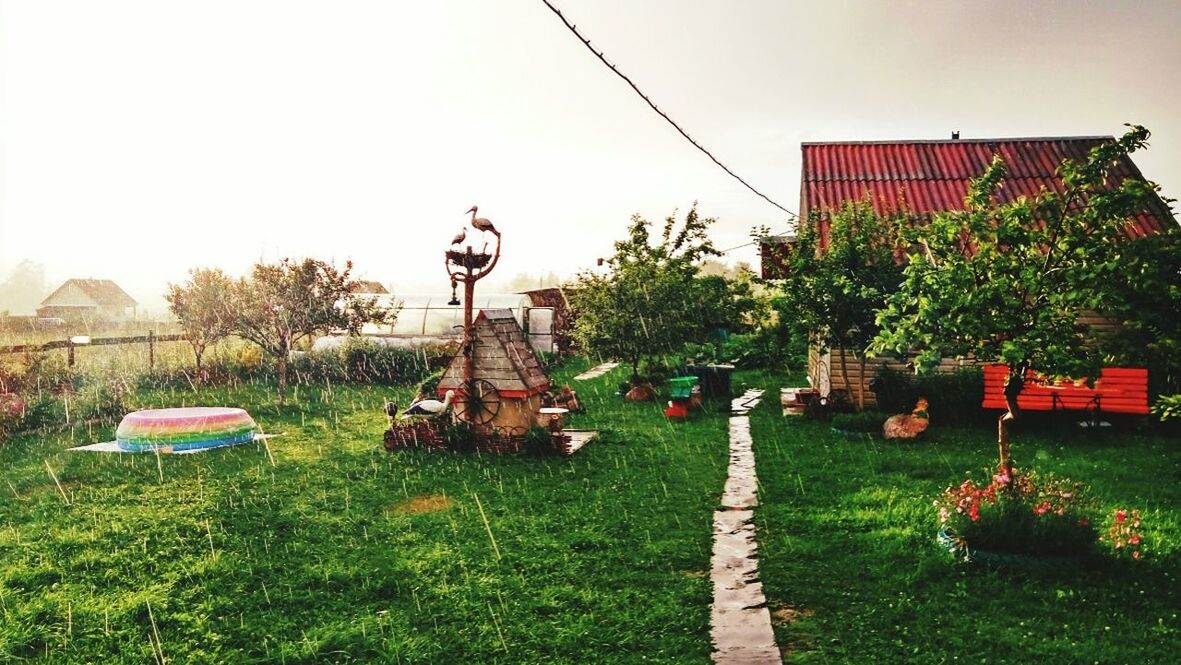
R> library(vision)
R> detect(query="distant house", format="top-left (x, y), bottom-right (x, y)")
top-left (37, 279), bottom-right (137, 321)
top-left (760, 135), bottom-right (1178, 402)
top-left (349, 280), bottom-right (389, 295)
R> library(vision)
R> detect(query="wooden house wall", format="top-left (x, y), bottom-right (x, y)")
top-left (810, 311), bottom-right (1124, 408)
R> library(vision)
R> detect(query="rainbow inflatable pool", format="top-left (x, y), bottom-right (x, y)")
top-left (115, 407), bottom-right (259, 452)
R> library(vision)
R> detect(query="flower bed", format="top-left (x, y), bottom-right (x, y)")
top-left (934, 465), bottom-right (1145, 563)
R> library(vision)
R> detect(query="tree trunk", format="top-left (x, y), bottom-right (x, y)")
top-left (193, 345), bottom-right (205, 384)
top-left (856, 355), bottom-right (867, 412)
top-left (998, 365), bottom-right (1026, 480)
top-left (277, 351), bottom-right (289, 405)
top-left (837, 347), bottom-right (851, 405)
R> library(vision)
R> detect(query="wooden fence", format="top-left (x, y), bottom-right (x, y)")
top-left (0, 332), bottom-right (187, 368)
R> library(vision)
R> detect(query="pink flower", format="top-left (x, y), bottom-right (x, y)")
top-left (1129, 534), bottom-right (1141, 545)
top-left (1132, 550), bottom-right (1141, 560)
top-left (1115, 510), bottom-right (1127, 524)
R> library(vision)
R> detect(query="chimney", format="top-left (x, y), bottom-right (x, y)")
top-left (951, 131), bottom-right (960, 140)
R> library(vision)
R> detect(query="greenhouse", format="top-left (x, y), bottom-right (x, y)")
top-left (314, 293), bottom-right (556, 352)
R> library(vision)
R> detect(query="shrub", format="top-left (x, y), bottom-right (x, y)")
top-left (871, 366), bottom-right (986, 425)
top-left (341, 339), bottom-right (433, 385)
top-left (441, 420), bottom-right (475, 451)
top-left (1152, 394), bottom-right (1181, 422)
top-left (73, 377), bottom-right (134, 425)
top-left (416, 371), bottom-right (444, 400)
top-left (523, 425), bottom-right (557, 456)
top-left (830, 411), bottom-right (886, 434)
top-left (936, 466), bottom-right (1100, 556)
top-left (19, 393), bottom-right (66, 432)
top-left (288, 339), bottom-right (445, 387)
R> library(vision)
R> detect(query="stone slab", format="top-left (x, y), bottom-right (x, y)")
top-left (572, 362), bottom-right (620, 381)
top-left (711, 404), bottom-right (778, 663)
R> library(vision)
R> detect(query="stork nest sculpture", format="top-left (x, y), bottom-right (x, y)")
top-left (445, 249), bottom-right (491, 269)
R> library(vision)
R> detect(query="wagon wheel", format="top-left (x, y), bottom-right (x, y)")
top-left (455, 379), bottom-right (501, 425)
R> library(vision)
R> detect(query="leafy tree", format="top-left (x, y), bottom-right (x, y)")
top-left (165, 268), bottom-right (235, 380)
top-left (228, 258), bottom-right (391, 403)
top-left (1096, 225), bottom-right (1181, 396)
top-left (771, 199), bottom-right (904, 409)
top-left (0, 260), bottom-right (47, 316)
top-left (569, 204), bottom-right (722, 379)
top-left (873, 125), bottom-right (1168, 476)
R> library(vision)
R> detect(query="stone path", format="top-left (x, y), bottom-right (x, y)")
top-left (572, 361), bottom-right (620, 381)
top-left (711, 389), bottom-right (780, 664)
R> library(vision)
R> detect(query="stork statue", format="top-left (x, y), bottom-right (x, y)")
top-left (451, 228), bottom-right (467, 245)
top-left (402, 390), bottom-right (456, 419)
top-left (466, 205), bottom-right (498, 235)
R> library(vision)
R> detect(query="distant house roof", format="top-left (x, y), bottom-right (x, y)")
top-left (438, 308), bottom-right (550, 397)
top-left (349, 280), bottom-right (389, 294)
top-left (39, 279), bottom-right (137, 308)
top-left (801, 136), bottom-right (1176, 240)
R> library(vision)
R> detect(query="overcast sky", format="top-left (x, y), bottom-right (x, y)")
top-left (2, 0), bottom-right (1179, 312)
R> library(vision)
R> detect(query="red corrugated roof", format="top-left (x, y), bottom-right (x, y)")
top-left (801, 136), bottom-right (1175, 240)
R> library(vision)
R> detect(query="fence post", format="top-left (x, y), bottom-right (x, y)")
top-left (149, 330), bottom-right (155, 369)
top-left (67, 340), bottom-right (75, 367)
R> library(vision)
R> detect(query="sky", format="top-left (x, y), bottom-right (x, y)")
top-left (2, 0), bottom-right (1180, 314)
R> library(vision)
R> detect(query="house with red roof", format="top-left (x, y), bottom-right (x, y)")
top-left (36, 278), bottom-right (137, 322)
top-left (761, 135), bottom-right (1177, 402)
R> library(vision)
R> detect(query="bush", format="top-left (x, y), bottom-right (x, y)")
top-left (871, 366), bottom-right (986, 425)
top-left (19, 393), bottom-right (66, 432)
top-left (73, 377), bottom-right (134, 425)
top-left (288, 339), bottom-right (449, 387)
top-left (523, 425), bottom-right (558, 456)
top-left (441, 420), bottom-right (475, 451)
top-left (416, 371), bottom-right (444, 400)
top-left (937, 466), bottom-right (1099, 556)
top-left (682, 328), bottom-right (805, 371)
top-left (830, 411), bottom-right (886, 434)
top-left (1152, 394), bottom-right (1181, 422)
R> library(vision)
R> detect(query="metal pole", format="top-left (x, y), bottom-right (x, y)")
top-left (67, 340), bottom-right (75, 367)
top-left (148, 330), bottom-right (155, 369)
top-left (463, 248), bottom-right (476, 422)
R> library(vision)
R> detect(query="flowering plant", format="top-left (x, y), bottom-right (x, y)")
top-left (1106, 508), bottom-right (1145, 560)
top-left (935, 465), bottom-right (1099, 556)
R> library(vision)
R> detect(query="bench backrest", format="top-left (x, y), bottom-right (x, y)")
top-left (981, 364), bottom-right (1149, 415)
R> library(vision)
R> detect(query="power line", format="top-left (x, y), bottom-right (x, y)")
top-left (718, 229), bottom-right (794, 254)
top-left (539, 0), bottom-right (797, 219)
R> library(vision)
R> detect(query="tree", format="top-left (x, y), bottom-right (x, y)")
top-left (569, 204), bottom-right (721, 379)
top-left (0, 260), bottom-right (47, 316)
top-left (228, 258), bottom-right (391, 403)
top-left (873, 125), bottom-right (1167, 476)
top-left (1096, 225), bottom-right (1181, 397)
top-left (771, 200), bottom-right (904, 409)
top-left (165, 268), bottom-right (235, 380)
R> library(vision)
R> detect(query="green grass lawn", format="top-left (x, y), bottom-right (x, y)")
top-left (0, 359), bottom-right (733, 663)
top-left (749, 380), bottom-right (1181, 664)
top-left (7, 363), bottom-right (1179, 664)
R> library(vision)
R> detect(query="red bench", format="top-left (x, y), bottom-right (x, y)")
top-left (982, 364), bottom-right (1150, 415)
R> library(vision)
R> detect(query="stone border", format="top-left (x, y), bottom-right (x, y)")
top-left (711, 389), bottom-right (780, 664)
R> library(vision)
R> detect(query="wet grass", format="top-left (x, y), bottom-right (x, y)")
top-left (749, 379), bottom-right (1181, 664)
top-left (0, 358), bottom-right (732, 663)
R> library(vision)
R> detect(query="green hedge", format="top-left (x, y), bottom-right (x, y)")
top-left (871, 366), bottom-right (987, 426)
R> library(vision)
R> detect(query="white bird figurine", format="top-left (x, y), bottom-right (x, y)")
top-left (451, 228), bottom-right (466, 245)
top-left (466, 205), bottom-right (498, 235)
top-left (401, 390), bottom-right (456, 419)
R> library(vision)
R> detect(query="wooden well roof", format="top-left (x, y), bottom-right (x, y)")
top-left (438, 309), bottom-right (550, 396)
